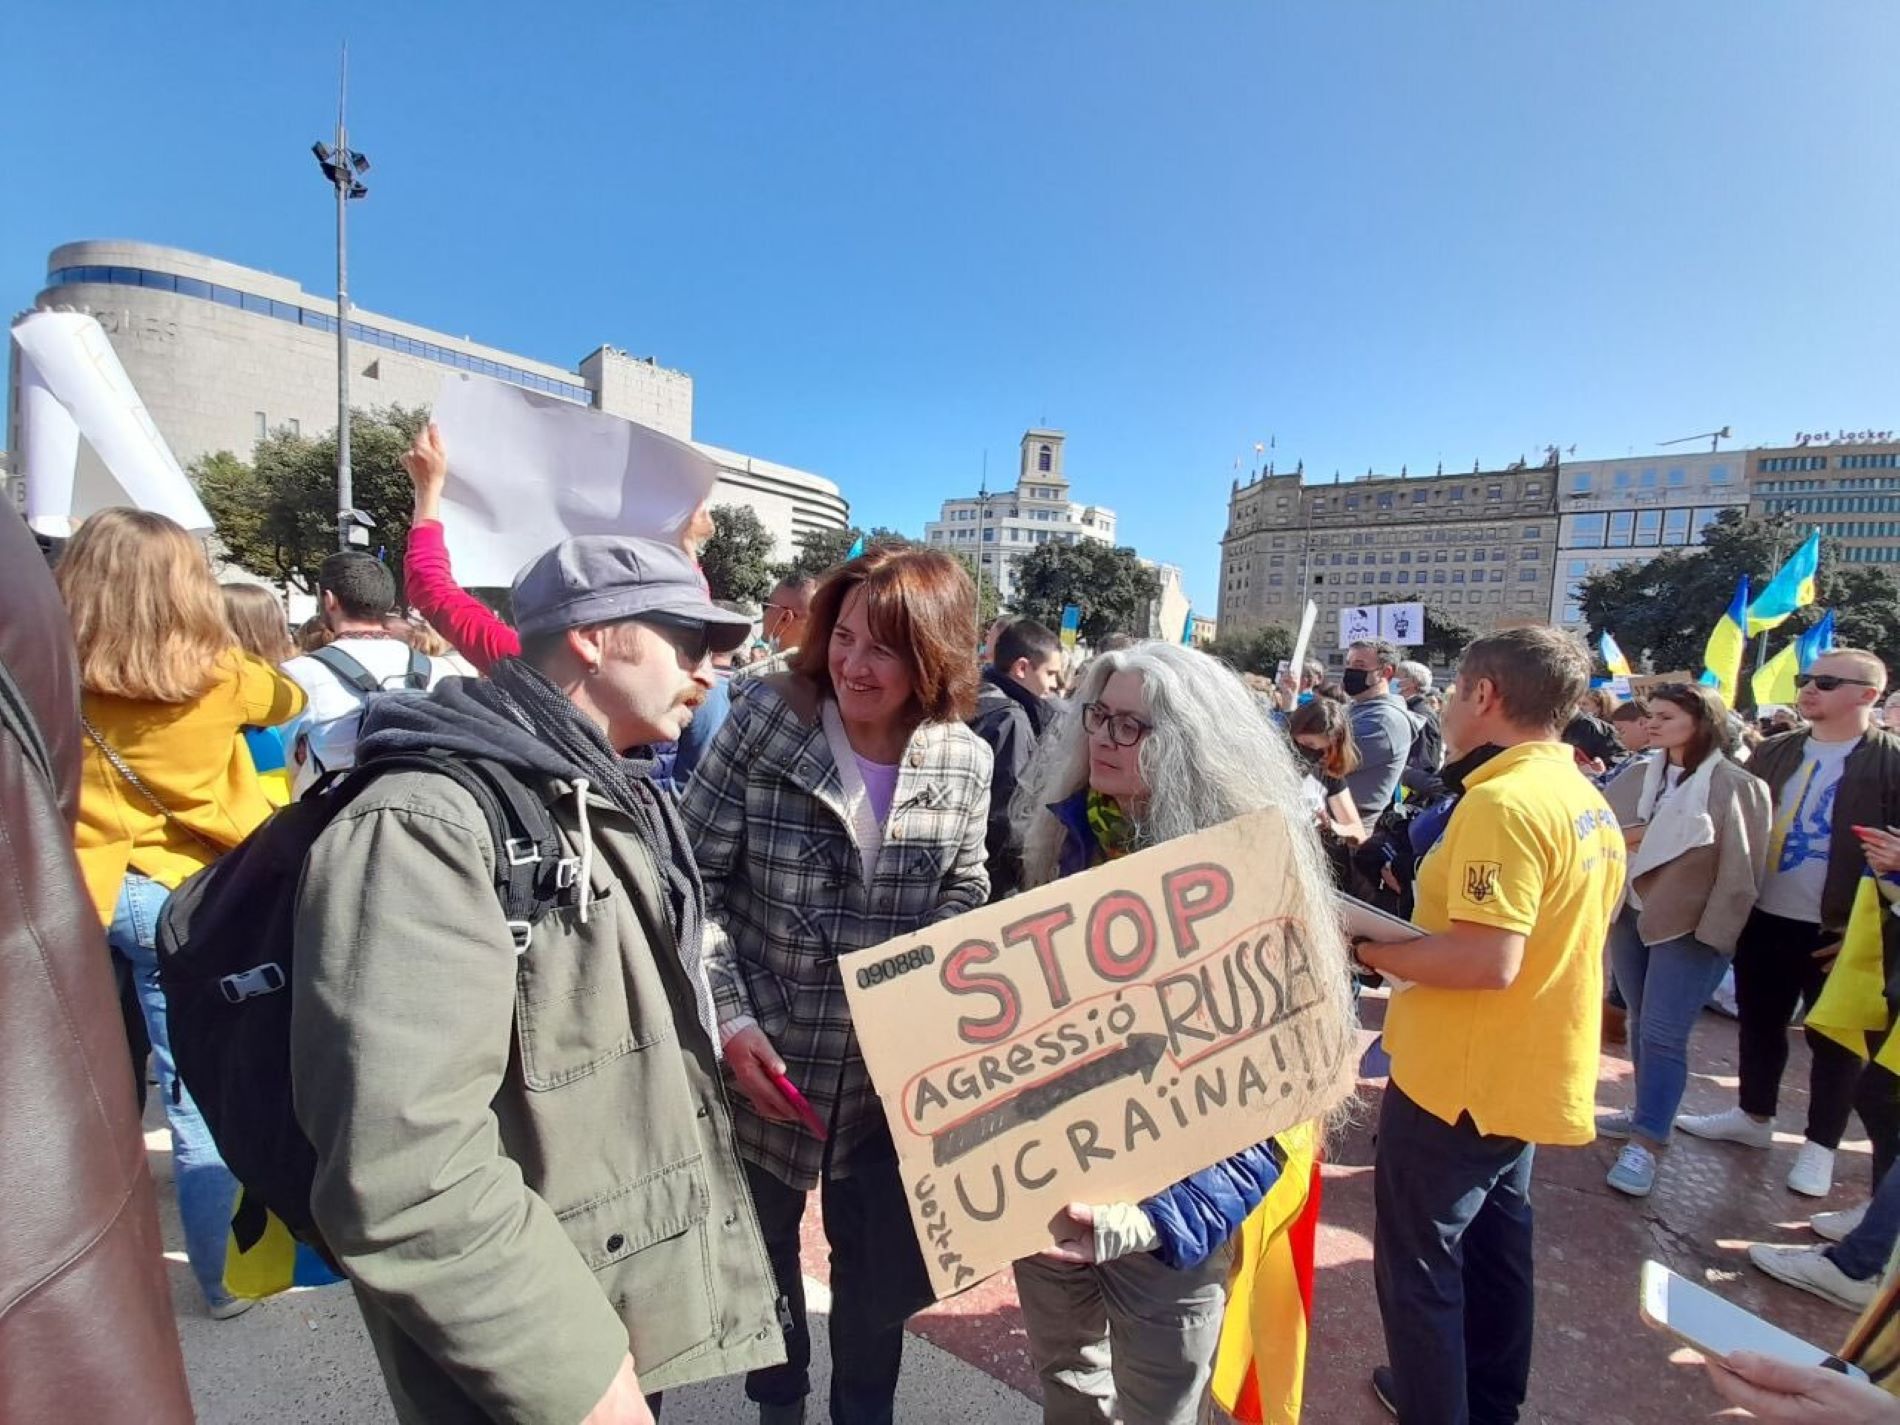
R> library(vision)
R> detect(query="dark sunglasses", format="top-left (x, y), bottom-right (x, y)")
top-left (1795, 673), bottom-right (1877, 692)
top-left (633, 612), bottom-right (714, 664)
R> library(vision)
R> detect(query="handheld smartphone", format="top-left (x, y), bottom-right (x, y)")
top-left (1638, 1261), bottom-right (1867, 1379)
top-left (768, 1066), bottom-right (829, 1141)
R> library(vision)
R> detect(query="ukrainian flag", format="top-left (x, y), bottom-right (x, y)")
top-left (1699, 575), bottom-right (1749, 707)
top-left (1747, 530), bottom-right (1821, 636)
top-left (1752, 609), bottom-right (1837, 708)
top-left (1808, 872), bottom-right (1900, 1076)
top-left (1598, 632), bottom-right (1633, 679)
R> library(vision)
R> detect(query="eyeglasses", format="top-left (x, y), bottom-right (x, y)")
top-left (633, 612), bottom-right (713, 665)
top-left (1082, 701), bottom-right (1154, 748)
top-left (1795, 673), bottom-right (1877, 692)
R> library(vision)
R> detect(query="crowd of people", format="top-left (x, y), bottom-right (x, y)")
top-left (7, 429), bottom-right (1900, 1424)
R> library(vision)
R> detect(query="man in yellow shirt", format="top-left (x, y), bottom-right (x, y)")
top-left (1356, 625), bottom-right (1626, 1424)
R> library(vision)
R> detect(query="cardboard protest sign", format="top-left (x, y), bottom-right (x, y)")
top-left (839, 808), bottom-right (1353, 1298)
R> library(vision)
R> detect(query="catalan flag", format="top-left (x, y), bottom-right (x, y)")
top-left (1747, 530), bottom-right (1821, 636)
top-left (1598, 632), bottom-right (1633, 680)
top-left (1211, 1122), bottom-right (1321, 1425)
top-left (1699, 575), bottom-right (1749, 708)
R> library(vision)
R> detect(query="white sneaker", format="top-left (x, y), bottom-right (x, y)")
top-left (208, 1296), bottom-right (257, 1321)
top-left (1748, 1243), bottom-right (1877, 1311)
top-left (1787, 1141), bottom-right (1836, 1198)
top-left (1812, 1203), bottom-right (1869, 1243)
top-left (1674, 1106), bottom-right (1774, 1148)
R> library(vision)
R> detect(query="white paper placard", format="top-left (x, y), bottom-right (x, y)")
top-left (431, 373), bottom-right (720, 586)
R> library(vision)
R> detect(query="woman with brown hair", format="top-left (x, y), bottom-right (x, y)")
top-left (58, 510), bottom-right (305, 1318)
top-left (1288, 695), bottom-right (1366, 886)
top-left (1598, 682), bottom-right (1769, 1198)
top-left (679, 547), bottom-right (992, 1425)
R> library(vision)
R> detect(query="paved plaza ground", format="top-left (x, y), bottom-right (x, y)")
top-left (156, 990), bottom-right (1871, 1423)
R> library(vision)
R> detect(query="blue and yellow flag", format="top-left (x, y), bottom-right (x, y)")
top-left (1598, 631), bottom-right (1633, 679)
top-left (1808, 872), bottom-right (1900, 1076)
top-left (1060, 604), bottom-right (1081, 651)
top-left (1699, 575), bottom-right (1749, 707)
top-left (1181, 607), bottom-right (1196, 645)
top-left (1747, 530), bottom-right (1820, 636)
top-left (1752, 608), bottom-right (1837, 708)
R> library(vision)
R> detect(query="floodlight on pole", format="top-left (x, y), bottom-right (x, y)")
top-left (313, 43), bottom-right (371, 549)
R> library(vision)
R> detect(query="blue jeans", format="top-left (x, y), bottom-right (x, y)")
top-left (1832, 1155), bottom-right (1900, 1281)
top-left (1374, 1084), bottom-right (1536, 1425)
top-left (108, 873), bottom-right (239, 1308)
top-left (1608, 908), bottom-right (1730, 1143)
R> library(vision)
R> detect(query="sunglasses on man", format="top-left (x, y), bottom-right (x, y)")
top-left (1795, 673), bottom-right (1878, 692)
top-left (634, 612), bottom-right (716, 664)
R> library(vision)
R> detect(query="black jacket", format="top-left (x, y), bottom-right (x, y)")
top-left (967, 667), bottom-right (1054, 901)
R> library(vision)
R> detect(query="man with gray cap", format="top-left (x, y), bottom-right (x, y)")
top-left (292, 536), bottom-right (784, 1425)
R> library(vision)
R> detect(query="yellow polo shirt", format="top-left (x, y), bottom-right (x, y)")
top-left (1383, 741), bottom-right (1626, 1146)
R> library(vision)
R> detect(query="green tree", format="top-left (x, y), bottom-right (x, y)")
top-left (195, 405), bottom-right (429, 594)
top-left (1011, 542), bottom-right (1162, 646)
top-left (699, 504), bottom-right (778, 604)
top-left (1412, 611), bottom-right (1483, 669)
top-left (774, 525), bottom-right (912, 581)
top-left (950, 551), bottom-right (1003, 631)
top-left (1578, 510), bottom-right (1900, 692)
top-left (1204, 623), bottom-right (1294, 677)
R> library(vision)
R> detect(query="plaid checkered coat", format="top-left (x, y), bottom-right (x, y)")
top-left (679, 673), bottom-right (992, 1190)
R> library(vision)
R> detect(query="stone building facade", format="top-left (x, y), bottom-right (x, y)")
top-left (7, 240), bottom-right (848, 559)
top-left (923, 429), bottom-right (1117, 606)
top-left (1749, 434), bottom-right (1900, 578)
top-left (1218, 463), bottom-right (1561, 648)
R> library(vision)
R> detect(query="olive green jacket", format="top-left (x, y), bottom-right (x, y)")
top-left (291, 767), bottom-right (782, 1423)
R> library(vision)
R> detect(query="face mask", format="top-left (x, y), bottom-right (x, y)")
top-left (1341, 668), bottom-right (1373, 697)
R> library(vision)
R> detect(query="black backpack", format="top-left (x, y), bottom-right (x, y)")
top-left (155, 752), bottom-right (570, 1253)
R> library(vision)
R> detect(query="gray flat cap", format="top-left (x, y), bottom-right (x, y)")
top-left (511, 536), bottom-right (752, 653)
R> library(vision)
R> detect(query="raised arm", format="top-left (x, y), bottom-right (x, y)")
top-left (400, 423), bottom-right (522, 673)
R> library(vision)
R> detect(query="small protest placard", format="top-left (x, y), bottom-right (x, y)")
top-left (838, 809), bottom-right (1353, 1298)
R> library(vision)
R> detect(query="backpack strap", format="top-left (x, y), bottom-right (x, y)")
top-left (403, 648), bottom-right (431, 691)
top-left (307, 645), bottom-right (382, 696)
top-left (342, 753), bottom-right (568, 952)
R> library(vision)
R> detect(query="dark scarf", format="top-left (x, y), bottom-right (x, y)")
top-left (486, 659), bottom-right (715, 1042)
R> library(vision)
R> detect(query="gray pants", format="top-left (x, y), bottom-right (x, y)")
top-left (1012, 1245), bottom-right (1232, 1425)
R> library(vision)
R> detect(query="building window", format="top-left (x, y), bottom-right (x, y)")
top-left (982, 529), bottom-right (995, 542)
top-left (1449, 489), bottom-right (1465, 502)
top-left (1521, 525), bottom-right (1541, 539)
top-left (286, 418), bottom-right (300, 437)
top-left (1667, 466), bottom-right (1686, 487)
top-left (1518, 568), bottom-right (1540, 582)
top-left (1570, 472), bottom-right (1592, 494)
top-left (1397, 571), bottom-right (1411, 585)
top-left (1640, 468), bottom-right (1658, 489)
top-left (1614, 469), bottom-right (1632, 489)
top-left (1663, 509), bottom-right (1691, 545)
top-left (1711, 464), bottom-right (1732, 484)
top-left (1486, 485), bottom-right (1503, 501)
top-left (254, 411), bottom-right (267, 440)
top-left (1412, 490), bottom-right (1427, 504)
top-left (1608, 511), bottom-right (1635, 547)
top-left (1037, 445), bottom-right (1052, 472)
top-left (1520, 547), bottom-right (1540, 561)
top-left (1635, 509), bottom-right (1662, 545)
top-left (1491, 570), bottom-right (1505, 583)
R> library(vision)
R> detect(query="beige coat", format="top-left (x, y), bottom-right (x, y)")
top-left (1625, 753), bottom-right (1769, 954)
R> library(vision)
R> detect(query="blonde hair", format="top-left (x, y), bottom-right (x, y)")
top-left (221, 583), bottom-right (294, 665)
top-left (57, 508), bottom-right (234, 703)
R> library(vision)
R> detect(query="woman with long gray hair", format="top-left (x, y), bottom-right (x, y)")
top-left (1010, 640), bottom-right (1355, 1425)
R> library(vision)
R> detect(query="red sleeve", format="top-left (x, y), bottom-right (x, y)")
top-left (403, 520), bottom-right (521, 673)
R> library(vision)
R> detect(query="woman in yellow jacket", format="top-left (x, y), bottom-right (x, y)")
top-left (55, 509), bottom-right (305, 1318)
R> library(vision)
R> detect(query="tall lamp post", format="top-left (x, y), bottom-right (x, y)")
top-left (313, 49), bottom-right (370, 549)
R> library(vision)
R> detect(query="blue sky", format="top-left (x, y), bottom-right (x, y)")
top-left (6, 2), bottom-right (1897, 608)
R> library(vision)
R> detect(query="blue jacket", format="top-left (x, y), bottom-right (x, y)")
top-left (1047, 790), bottom-right (1289, 1269)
